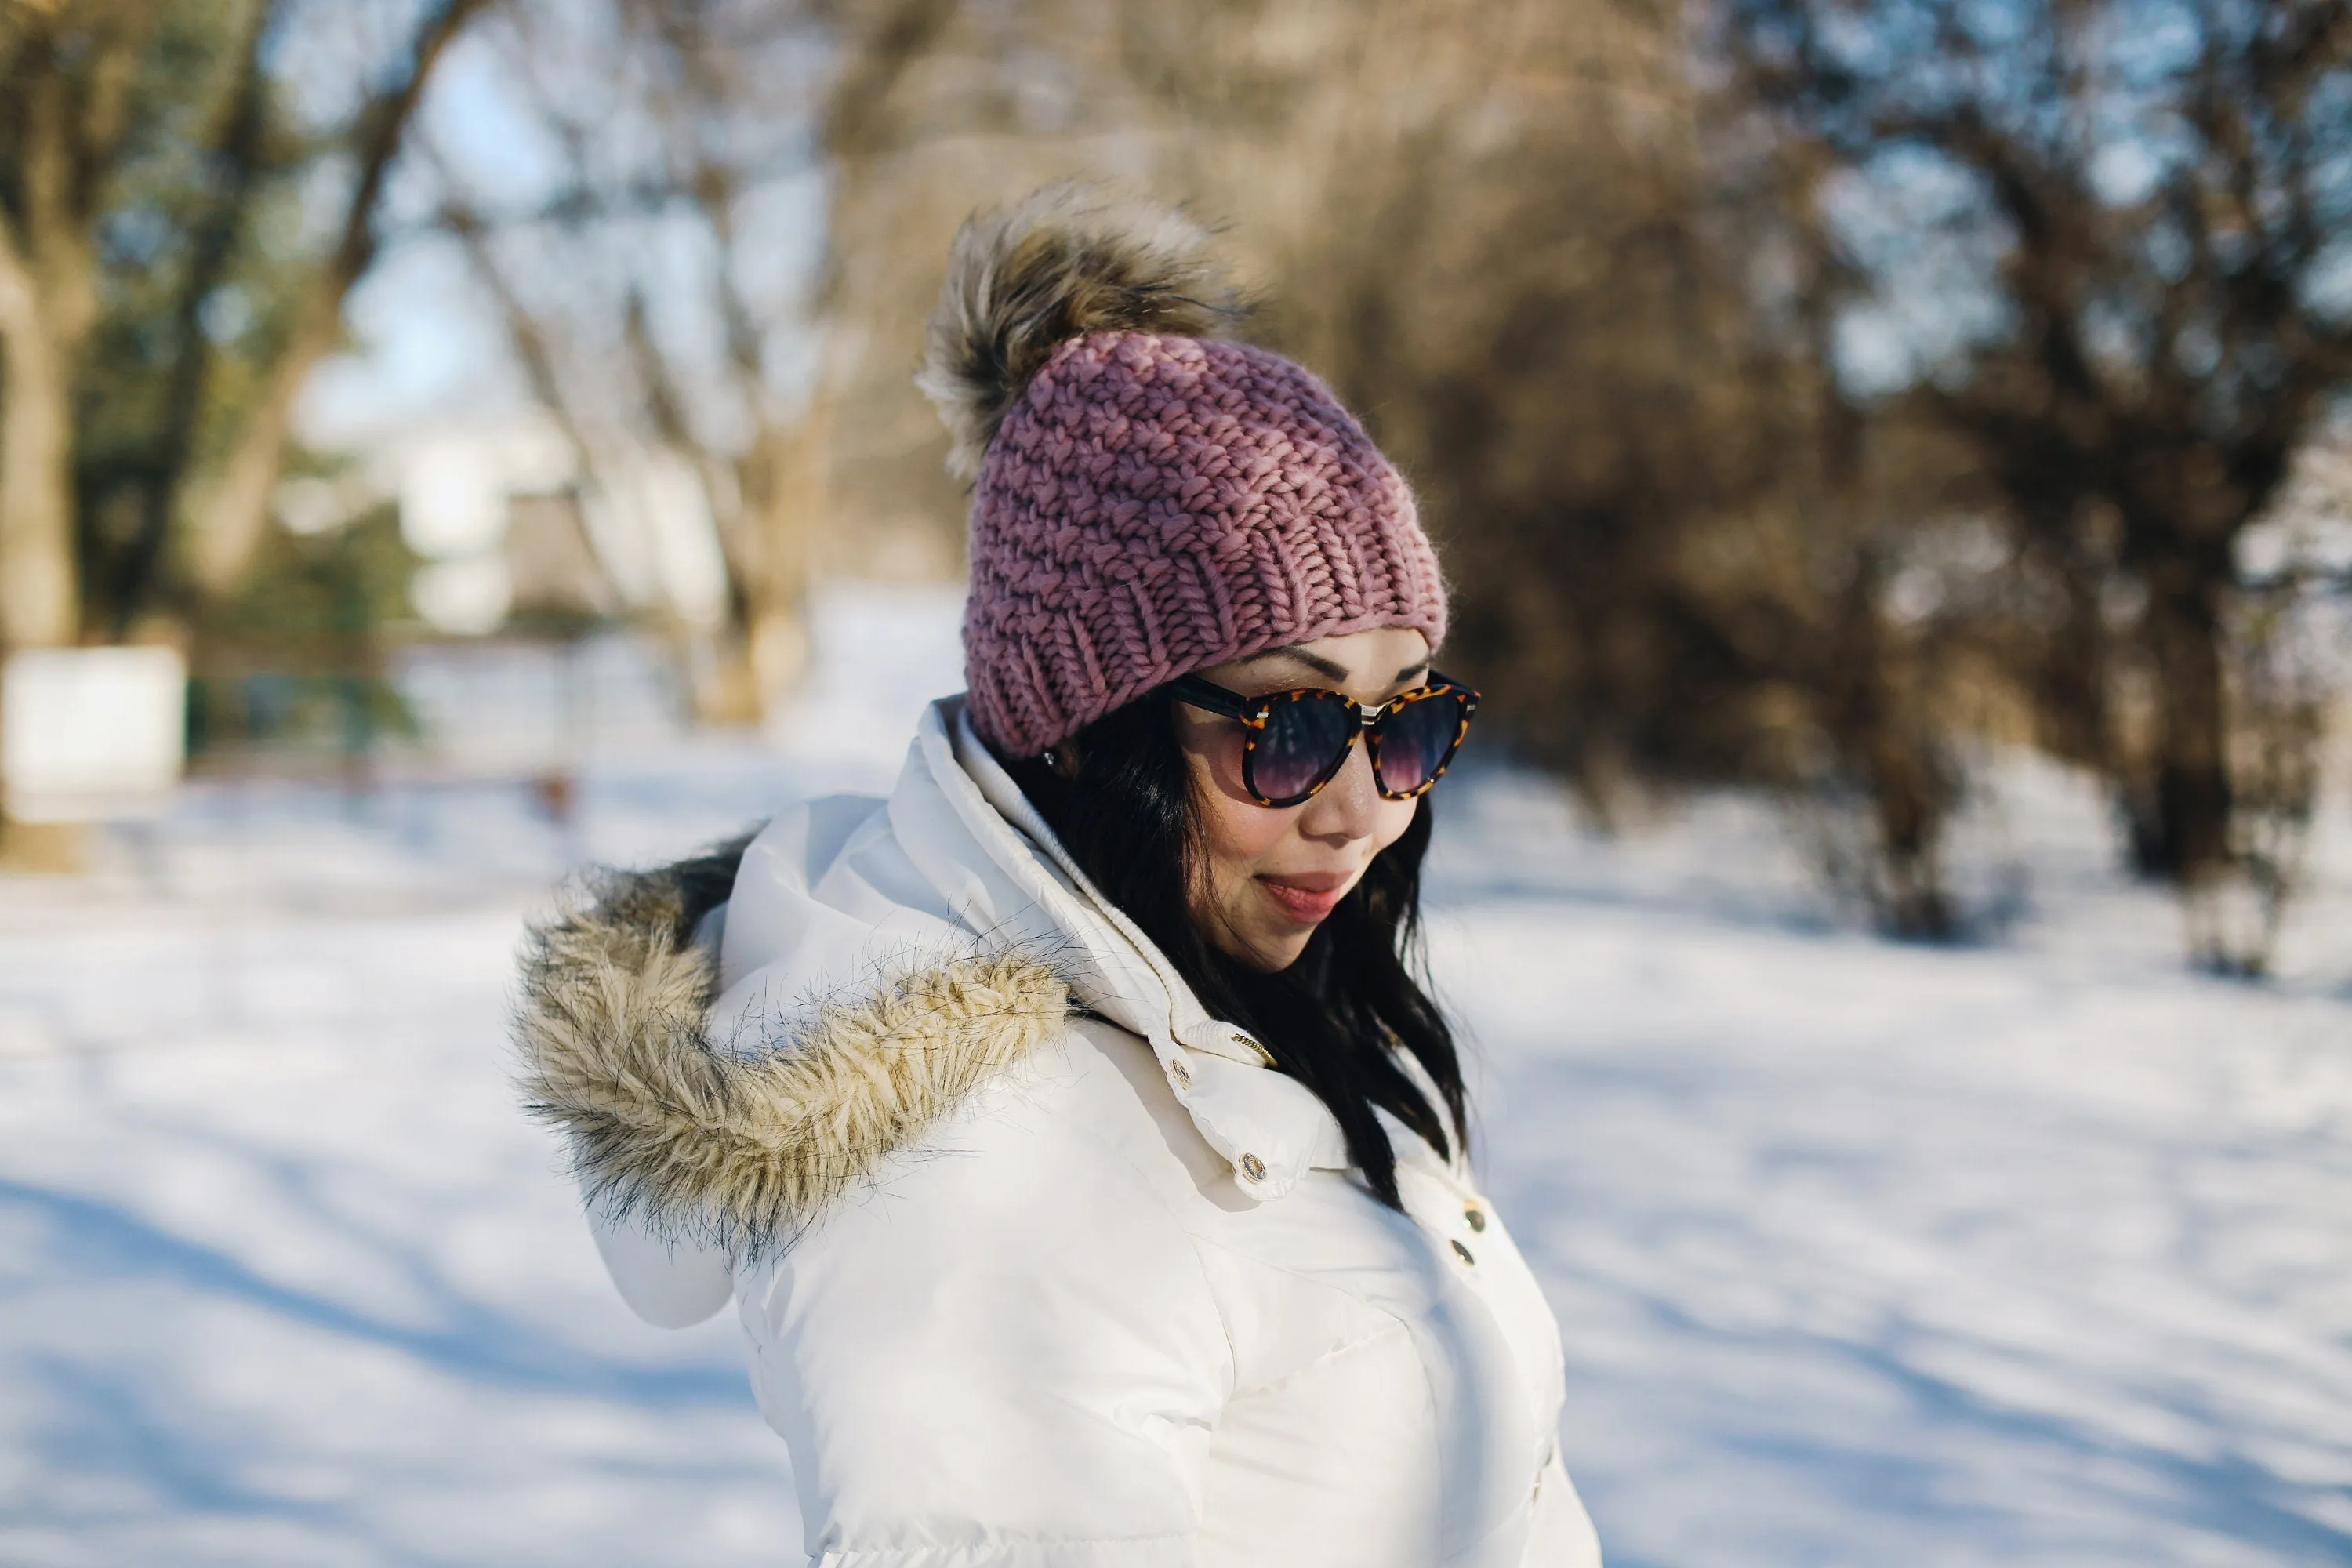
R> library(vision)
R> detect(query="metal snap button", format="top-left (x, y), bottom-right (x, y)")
top-left (1167, 1057), bottom-right (1191, 1087)
top-left (1240, 1152), bottom-right (1266, 1182)
top-left (1465, 1206), bottom-right (1486, 1232)
top-left (1450, 1238), bottom-right (1475, 1265)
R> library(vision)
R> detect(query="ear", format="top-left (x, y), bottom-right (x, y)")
top-left (1048, 740), bottom-right (1083, 779)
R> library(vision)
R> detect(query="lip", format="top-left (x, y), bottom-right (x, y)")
top-left (1254, 872), bottom-right (1353, 924)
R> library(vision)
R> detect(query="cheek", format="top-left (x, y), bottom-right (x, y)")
top-left (1177, 713), bottom-right (1292, 877)
top-left (1370, 795), bottom-right (1420, 855)
top-left (1197, 785), bottom-right (1295, 872)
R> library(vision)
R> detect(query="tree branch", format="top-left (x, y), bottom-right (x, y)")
top-left (105, 0), bottom-right (281, 633)
top-left (822, 0), bottom-right (959, 162)
top-left (185, 0), bottom-right (494, 601)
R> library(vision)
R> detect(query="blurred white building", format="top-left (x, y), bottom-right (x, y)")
top-left (336, 412), bottom-right (732, 638)
top-left (1, 646), bottom-right (187, 822)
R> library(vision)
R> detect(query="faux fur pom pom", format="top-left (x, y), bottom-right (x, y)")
top-left (916, 183), bottom-right (1245, 478)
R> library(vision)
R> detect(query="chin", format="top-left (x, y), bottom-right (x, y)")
top-left (1249, 931), bottom-right (1316, 972)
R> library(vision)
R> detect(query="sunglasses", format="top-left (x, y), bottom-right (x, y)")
top-left (1169, 671), bottom-right (1480, 808)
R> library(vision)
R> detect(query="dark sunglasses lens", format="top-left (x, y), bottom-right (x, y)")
top-left (1374, 691), bottom-right (1465, 795)
top-left (1254, 693), bottom-right (1355, 802)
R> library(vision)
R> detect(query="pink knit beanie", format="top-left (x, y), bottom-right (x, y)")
top-left (918, 188), bottom-right (1448, 758)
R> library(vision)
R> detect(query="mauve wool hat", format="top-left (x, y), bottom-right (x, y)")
top-left (918, 187), bottom-right (1448, 759)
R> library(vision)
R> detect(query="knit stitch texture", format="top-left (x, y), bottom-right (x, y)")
top-left (963, 330), bottom-right (1447, 757)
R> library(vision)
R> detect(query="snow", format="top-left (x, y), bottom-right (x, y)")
top-left (1436, 769), bottom-right (2352, 1566)
top-left (0, 758), bottom-right (809, 1568)
top-left (2, 590), bottom-right (2349, 1566)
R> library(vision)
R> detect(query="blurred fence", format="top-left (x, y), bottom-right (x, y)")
top-left (187, 633), bottom-right (694, 785)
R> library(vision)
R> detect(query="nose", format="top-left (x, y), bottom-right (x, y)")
top-left (1296, 735), bottom-right (1383, 842)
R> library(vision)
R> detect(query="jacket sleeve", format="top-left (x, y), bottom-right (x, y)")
top-left (586, 1194), bottom-right (734, 1329)
top-left (1523, 1448), bottom-right (1603, 1567)
top-left (738, 1067), bottom-right (1232, 1567)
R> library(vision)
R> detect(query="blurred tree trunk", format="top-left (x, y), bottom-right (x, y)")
top-left (623, 272), bottom-right (818, 723)
top-left (0, 234), bottom-right (84, 651)
top-left (728, 417), bottom-right (824, 707)
top-left (0, 5), bottom-right (149, 652)
top-left (2140, 560), bottom-right (2231, 884)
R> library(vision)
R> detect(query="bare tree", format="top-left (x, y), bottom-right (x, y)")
top-left (180, 0), bottom-right (491, 604)
top-left (0, 0), bottom-right (489, 655)
top-left (1723, 0), bottom-right (2352, 918)
top-left (426, 0), bottom-right (831, 720)
top-left (2199, 423), bottom-right (2352, 971)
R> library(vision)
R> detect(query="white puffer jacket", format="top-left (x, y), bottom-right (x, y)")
top-left (517, 699), bottom-right (1602, 1568)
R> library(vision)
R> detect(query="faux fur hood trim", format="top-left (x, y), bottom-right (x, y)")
top-left (513, 837), bottom-right (1071, 1258)
top-left (916, 182), bottom-right (1247, 479)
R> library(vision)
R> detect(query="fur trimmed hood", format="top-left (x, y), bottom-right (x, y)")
top-left (513, 836), bottom-right (1071, 1256)
top-left (515, 696), bottom-right (1358, 1261)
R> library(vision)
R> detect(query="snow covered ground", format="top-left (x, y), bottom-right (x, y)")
top-left (1437, 771), bottom-right (2352, 1567)
top-left (2, 589), bottom-right (2348, 1566)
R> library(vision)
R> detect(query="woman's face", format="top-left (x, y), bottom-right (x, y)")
top-left (1173, 626), bottom-right (1433, 971)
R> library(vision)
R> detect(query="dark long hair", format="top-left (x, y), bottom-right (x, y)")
top-left (1003, 685), bottom-right (1468, 1208)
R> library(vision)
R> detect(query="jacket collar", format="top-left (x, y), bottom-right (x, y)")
top-left (924, 698), bottom-right (1352, 1198)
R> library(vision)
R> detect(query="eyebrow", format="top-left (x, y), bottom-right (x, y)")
top-left (1238, 645), bottom-right (1432, 687)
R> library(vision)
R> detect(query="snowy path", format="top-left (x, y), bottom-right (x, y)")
top-left (1439, 781), bottom-right (2352, 1567)
top-left (1, 742), bottom-right (2347, 1566)
top-left (0, 759), bottom-right (813, 1568)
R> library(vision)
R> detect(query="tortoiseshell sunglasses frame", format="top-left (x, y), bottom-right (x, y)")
top-left (1168, 672), bottom-right (1481, 808)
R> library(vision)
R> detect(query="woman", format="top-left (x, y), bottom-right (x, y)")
top-left (516, 187), bottom-right (1602, 1568)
